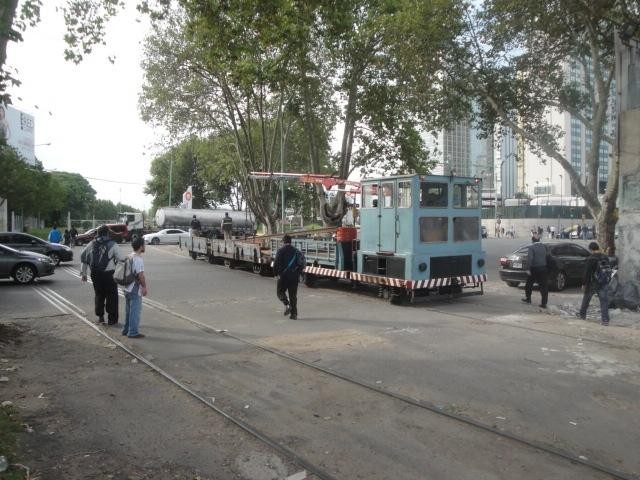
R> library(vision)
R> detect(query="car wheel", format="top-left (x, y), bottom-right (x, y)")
top-left (506, 281), bottom-right (520, 287)
top-left (151, 237), bottom-right (160, 245)
top-left (551, 271), bottom-right (567, 291)
top-left (48, 252), bottom-right (61, 266)
top-left (13, 264), bottom-right (36, 284)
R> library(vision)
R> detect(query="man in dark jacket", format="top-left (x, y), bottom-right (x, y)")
top-left (190, 215), bottom-right (202, 237)
top-left (273, 234), bottom-right (303, 320)
top-left (522, 233), bottom-right (549, 308)
top-left (80, 225), bottom-right (121, 324)
top-left (221, 212), bottom-right (233, 240)
top-left (578, 242), bottom-right (610, 325)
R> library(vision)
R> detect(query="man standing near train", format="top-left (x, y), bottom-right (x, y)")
top-left (273, 234), bottom-right (304, 320)
top-left (221, 212), bottom-right (233, 240)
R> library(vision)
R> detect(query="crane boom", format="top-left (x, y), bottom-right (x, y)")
top-left (249, 172), bottom-right (360, 191)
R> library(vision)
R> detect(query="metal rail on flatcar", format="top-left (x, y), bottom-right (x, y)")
top-left (179, 173), bottom-right (487, 303)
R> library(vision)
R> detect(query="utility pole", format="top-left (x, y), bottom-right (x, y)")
top-left (168, 159), bottom-right (173, 207)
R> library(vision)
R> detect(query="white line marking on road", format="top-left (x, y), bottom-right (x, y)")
top-left (32, 287), bottom-right (69, 314)
top-left (43, 287), bottom-right (86, 315)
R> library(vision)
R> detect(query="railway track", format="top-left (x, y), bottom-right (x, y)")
top-left (46, 267), bottom-right (639, 479)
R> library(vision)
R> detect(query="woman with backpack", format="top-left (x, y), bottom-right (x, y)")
top-left (578, 242), bottom-right (611, 326)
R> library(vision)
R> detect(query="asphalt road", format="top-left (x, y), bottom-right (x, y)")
top-left (1, 239), bottom-right (638, 480)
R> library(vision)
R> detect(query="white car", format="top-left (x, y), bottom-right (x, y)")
top-left (143, 229), bottom-right (188, 245)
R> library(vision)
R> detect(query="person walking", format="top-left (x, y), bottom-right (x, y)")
top-left (122, 237), bottom-right (148, 338)
top-left (522, 232), bottom-right (549, 308)
top-left (70, 226), bottom-right (78, 245)
top-left (63, 229), bottom-right (71, 246)
top-left (578, 242), bottom-right (611, 326)
top-left (273, 234), bottom-right (304, 320)
top-left (80, 225), bottom-right (121, 325)
top-left (221, 212), bottom-right (233, 240)
top-left (190, 215), bottom-right (202, 237)
top-left (48, 225), bottom-right (62, 244)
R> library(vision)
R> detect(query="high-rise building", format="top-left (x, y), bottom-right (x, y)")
top-left (502, 58), bottom-right (616, 203)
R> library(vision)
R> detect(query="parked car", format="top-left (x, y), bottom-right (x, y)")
top-left (0, 232), bottom-right (73, 266)
top-left (74, 224), bottom-right (127, 246)
top-left (0, 244), bottom-right (56, 284)
top-left (481, 225), bottom-right (488, 239)
top-left (143, 228), bottom-right (188, 245)
top-left (498, 242), bottom-right (591, 291)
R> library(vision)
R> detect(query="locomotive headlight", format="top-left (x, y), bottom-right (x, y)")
top-left (418, 262), bottom-right (427, 272)
top-left (477, 259), bottom-right (485, 267)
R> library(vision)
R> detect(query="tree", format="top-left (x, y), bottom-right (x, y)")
top-left (0, 144), bottom-right (64, 220)
top-left (91, 198), bottom-right (136, 220)
top-left (50, 171), bottom-right (97, 219)
top-left (449, 1), bottom-right (625, 253)
top-left (145, 136), bottom-right (238, 213)
top-left (140, 6), bottom-right (323, 232)
top-left (141, 1), bottom-right (460, 228)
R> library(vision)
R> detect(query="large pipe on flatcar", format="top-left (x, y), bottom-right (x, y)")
top-left (155, 207), bottom-right (255, 230)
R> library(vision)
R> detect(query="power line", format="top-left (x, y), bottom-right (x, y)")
top-left (84, 176), bottom-right (147, 186)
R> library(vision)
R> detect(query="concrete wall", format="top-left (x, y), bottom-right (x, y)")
top-left (617, 108), bottom-right (640, 283)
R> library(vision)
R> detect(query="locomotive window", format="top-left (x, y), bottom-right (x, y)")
top-left (397, 181), bottom-right (412, 207)
top-left (419, 217), bottom-right (448, 243)
top-left (381, 182), bottom-right (394, 208)
top-left (362, 184), bottom-right (378, 208)
top-left (453, 184), bottom-right (480, 208)
top-left (420, 182), bottom-right (448, 208)
top-left (453, 217), bottom-right (480, 242)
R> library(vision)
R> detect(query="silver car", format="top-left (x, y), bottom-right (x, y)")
top-left (0, 244), bottom-right (56, 284)
top-left (143, 229), bottom-right (188, 245)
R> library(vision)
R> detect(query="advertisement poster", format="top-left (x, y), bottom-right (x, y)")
top-left (1, 103), bottom-right (35, 165)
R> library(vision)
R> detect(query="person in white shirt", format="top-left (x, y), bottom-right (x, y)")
top-left (122, 237), bottom-right (148, 338)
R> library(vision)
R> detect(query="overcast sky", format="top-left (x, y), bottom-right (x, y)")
top-left (7, 1), bottom-right (159, 211)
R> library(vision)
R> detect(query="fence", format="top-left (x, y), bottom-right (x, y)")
top-left (481, 205), bottom-right (593, 220)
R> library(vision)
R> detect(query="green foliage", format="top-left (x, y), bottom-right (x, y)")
top-left (90, 199), bottom-right (137, 220)
top-left (50, 171), bottom-right (97, 220)
top-left (0, 144), bottom-right (64, 218)
top-left (145, 136), bottom-right (237, 212)
top-left (450, 1), bottom-right (627, 251)
top-left (141, 1), bottom-right (461, 226)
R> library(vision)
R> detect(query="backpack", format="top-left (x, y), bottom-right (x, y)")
top-left (282, 250), bottom-right (305, 274)
top-left (91, 240), bottom-right (112, 272)
top-left (296, 251), bottom-right (306, 272)
top-left (113, 255), bottom-right (135, 286)
top-left (593, 255), bottom-right (613, 287)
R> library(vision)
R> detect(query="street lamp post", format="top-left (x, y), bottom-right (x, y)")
top-left (492, 160), bottom-right (505, 237)
top-left (168, 159), bottom-right (173, 207)
top-left (545, 177), bottom-right (550, 206)
top-left (559, 174), bottom-right (563, 236)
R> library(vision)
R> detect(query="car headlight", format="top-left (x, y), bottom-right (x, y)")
top-left (38, 257), bottom-right (53, 263)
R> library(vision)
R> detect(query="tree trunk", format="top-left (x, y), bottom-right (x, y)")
top-left (0, 0), bottom-right (19, 71)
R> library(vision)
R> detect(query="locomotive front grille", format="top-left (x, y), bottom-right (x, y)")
top-left (430, 255), bottom-right (472, 278)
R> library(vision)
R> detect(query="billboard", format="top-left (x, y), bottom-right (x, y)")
top-left (0, 104), bottom-right (35, 165)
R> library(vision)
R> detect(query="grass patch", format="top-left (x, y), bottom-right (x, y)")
top-left (0, 405), bottom-right (27, 480)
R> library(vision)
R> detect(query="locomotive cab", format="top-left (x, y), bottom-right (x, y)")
top-left (357, 174), bottom-right (486, 294)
